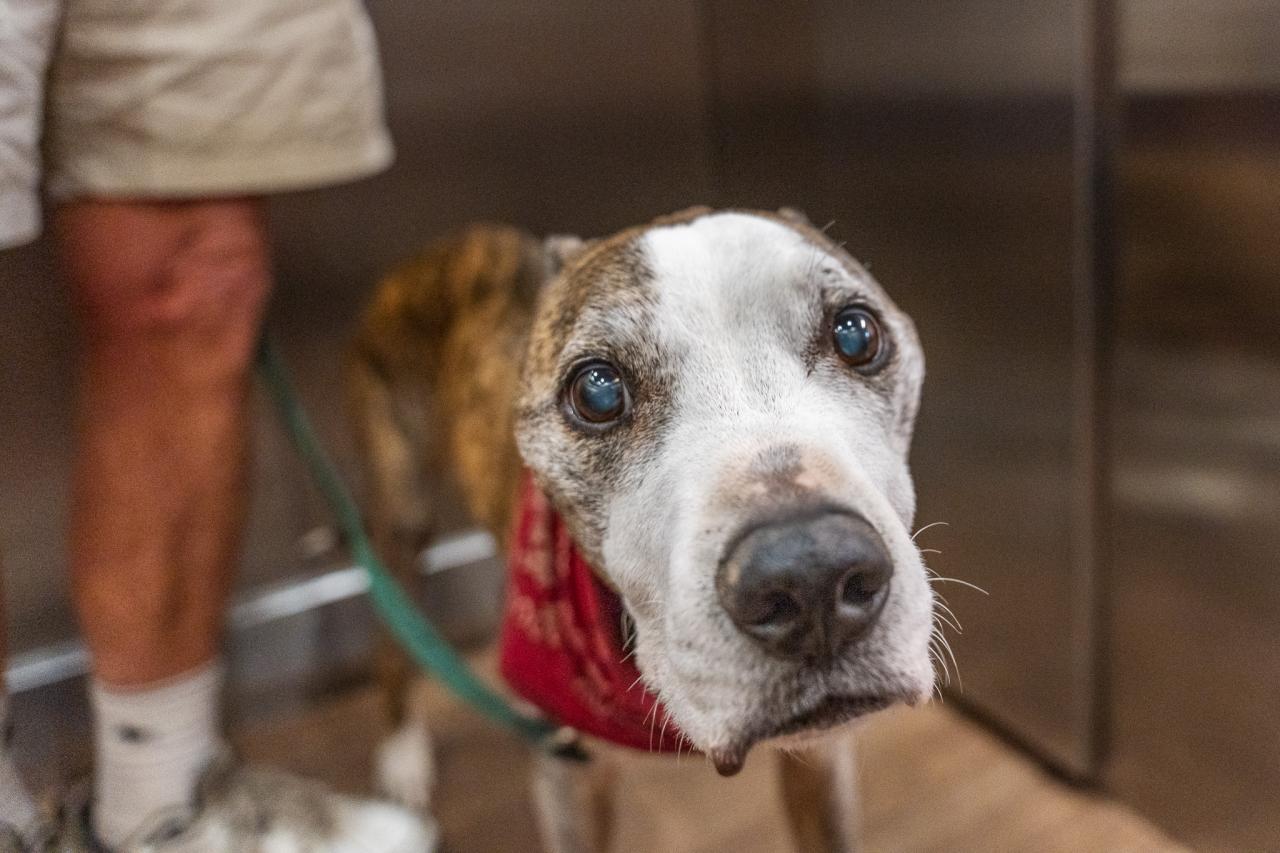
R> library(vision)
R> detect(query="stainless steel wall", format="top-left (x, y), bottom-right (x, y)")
top-left (1108, 13), bottom-right (1280, 846)
top-left (705, 10), bottom-right (1280, 849)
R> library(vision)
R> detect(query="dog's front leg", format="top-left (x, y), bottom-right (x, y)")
top-left (778, 735), bottom-right (861, 853)
top-left (530, 747), bottom-right (616, 853)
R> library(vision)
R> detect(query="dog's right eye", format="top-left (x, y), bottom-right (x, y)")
top-left (567, 361), bottom-right (629, 426)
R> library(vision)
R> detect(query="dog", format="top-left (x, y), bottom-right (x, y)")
top-left (347, 207), bottom-right (935, 852)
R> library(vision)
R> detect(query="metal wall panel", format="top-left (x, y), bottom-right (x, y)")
top-left (1107, 86), bottom-right (1280, 853)
top-left (702, 0), bottom-right (1102, 774)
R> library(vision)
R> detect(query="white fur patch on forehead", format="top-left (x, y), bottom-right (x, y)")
top-left (640, 212), bottom-right (845, 309)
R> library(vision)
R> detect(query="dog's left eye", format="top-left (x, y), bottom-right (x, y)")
top-left (567, 361), bottom-right (629, 425)
top-left (832, 306), bottom-right (885, 370)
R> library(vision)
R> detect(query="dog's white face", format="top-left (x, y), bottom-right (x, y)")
top-left (517, 209), bottom-right (934, 773)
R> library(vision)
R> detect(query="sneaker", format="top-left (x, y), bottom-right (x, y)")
top-left (47, 755), bottom-right (438, 853)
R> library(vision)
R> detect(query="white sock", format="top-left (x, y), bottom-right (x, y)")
top-left (0, 696), bottom-right (38, 838)
top-left (91, 662), bottom-right (224, 848)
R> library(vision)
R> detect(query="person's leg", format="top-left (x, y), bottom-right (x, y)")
top-left (56, 198), bottom-right (270, 845)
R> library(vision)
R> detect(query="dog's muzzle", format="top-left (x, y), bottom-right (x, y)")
top-left (716, 509), bottom-right (892, 663)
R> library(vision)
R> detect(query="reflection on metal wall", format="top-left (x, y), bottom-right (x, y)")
top-left (1108, 90), bottom-right (1280, 851)
top-left (1123, 0), bottom-right (1280, 91)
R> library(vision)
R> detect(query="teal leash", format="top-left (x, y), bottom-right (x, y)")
top-left (255, 336), bottom-right (565, 751)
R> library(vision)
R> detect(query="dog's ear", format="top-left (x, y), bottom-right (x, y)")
top-left (544, 234), bottom-right (589, 275)
top-left (776, 207), bottom-right (812, 227)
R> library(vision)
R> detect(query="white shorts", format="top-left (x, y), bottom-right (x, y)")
top-left (0, 0), bottom-right (393, 249)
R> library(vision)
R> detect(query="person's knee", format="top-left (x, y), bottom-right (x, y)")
top-left (59, 199), bottom-right (272, 379)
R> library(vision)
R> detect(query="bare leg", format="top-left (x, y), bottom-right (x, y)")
top-left (57, 198), bottom-right (270, 686)
top-left (53, 195), bottom-right (436, 853)
top-left (778, 736), bottom-right (861, 853)
top-left (56, 199), bottom-right (269, 843)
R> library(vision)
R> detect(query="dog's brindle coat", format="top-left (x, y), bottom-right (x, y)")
top-left (348, 208), bottom-right (934, 852)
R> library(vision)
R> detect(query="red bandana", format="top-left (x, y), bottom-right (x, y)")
top-left (498, 474), bottom-right (686, 752)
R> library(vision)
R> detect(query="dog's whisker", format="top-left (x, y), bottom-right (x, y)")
top-left (936, 597), bottom-right (961, 621)
top-left (928, 648), bottom-right (950, 689)
top-left (930, 627), bottom-right (960, 685)
top-left (927, 576), bottom-right (990, 596)
top-left (934, 630), bottom-right (963, 691)
top-left (929, 642), bottom-right (951, 688)
top-left (643, 699), bottom-right (661, 752)
top-left (932, 596), bottom-right (961, 629)
top-left (678, 731), bottom-right (694, 762)
top-left (930, 648), bottom-right (951, 687)
top-left (935, 601), bottom-right (964, 633)
top-left (928, 633), bottom-right (952, 686)
top-left (911, 520), bottom-right (950, 541)
top-left (932, 601), bottom-right (961, 630)
top-left (934, 610), bottom-right (962, 634)
top-left (935, 650), bottom-right (952, 687)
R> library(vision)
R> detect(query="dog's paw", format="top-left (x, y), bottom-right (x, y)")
top-left (374, 718), bottom-right (436, 812)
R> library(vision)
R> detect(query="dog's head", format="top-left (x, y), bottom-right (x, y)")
top-left (515, 208), bottom-right (933, 773)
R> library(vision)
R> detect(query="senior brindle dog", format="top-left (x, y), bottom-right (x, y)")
top-left (347, 207), bottom-right (935, 852)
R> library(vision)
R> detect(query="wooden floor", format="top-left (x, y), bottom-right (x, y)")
top-left (236, 657), bottom-right (1183, 853)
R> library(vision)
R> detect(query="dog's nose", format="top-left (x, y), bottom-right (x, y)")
top-left (716, 511), bottom-right (892, 662)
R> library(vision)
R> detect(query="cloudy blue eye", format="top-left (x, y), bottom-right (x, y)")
top-left (832, 306), bottom-right (884, 369)
top-left (568, 362), bottom-right (628, 425)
